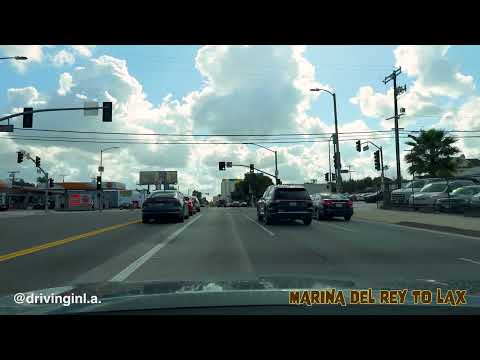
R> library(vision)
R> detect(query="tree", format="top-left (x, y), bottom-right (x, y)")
top-left (37, 176), bottom-right (47, 184)
top-left (192, 190), bottom-right (202, 200)
top-left (231, 173), bottom-right (274, 201)
top-left (404, 129), bottom-right (460, 177)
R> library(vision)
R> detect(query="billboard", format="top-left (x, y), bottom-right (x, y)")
top-left (139, 171), bottom-right (178, 185)
top-left (68, 193), bottom-right (93, 209)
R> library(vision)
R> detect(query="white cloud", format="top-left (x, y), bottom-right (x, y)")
top-left (394, 45), bottom-right (475, 98)
top-left (52, 49), bottom-right (75, 67)
top-left (0, 45), bottom-right (47, 73)
top-left (70, 45), bottom-right (95, 57)
top-left (7, 86), bottom-right (47, 107)
top-left (350, 45), bottom-right (475, 131)
top-left (0, 46), bottom-right (381, 194)
top-left (57, 73), bottom-right (74, 96)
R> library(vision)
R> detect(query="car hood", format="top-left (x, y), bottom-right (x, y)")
top-left (413, 192), bottom-right (444, 198)
top-left (392, 188), bottom-right (421, 194)
top-left (2, 276), bottom-right (480, 314)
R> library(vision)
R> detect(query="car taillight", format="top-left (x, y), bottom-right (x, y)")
top-left (323, 200), bottom-right (334, 207)
top-left (347, 200), bottom-right (353, 208)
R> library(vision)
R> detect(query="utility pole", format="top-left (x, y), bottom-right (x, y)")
top-left (328, 136), bottom-right (332, 188)
top-left (332, 93), bottom-right (343, 193)
top-left (58, 174), bottom-right (67, 183)
top-left (383, 67), bottom-right (406, 189)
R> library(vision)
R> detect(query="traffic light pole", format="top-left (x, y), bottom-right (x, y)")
top-left (0, 106), bottom-right (105, 123)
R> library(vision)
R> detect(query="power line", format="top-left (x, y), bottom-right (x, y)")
top-left (2, 135), bottom-right (407, 145)
top-left (12, 127), bottom-right (404, 137)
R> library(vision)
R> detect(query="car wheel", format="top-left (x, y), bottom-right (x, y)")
top-left (264, 211), bottom-right (273, 225)
top-left (344, 215), bottom-right (352, 221)
top-left (303, 217), bottom-right (312, 225)
top-left (257, 210), bottom-right (263, 222)
top-left (179, 214), bottom-right (185, 223)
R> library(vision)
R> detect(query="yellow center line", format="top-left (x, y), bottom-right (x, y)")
top-left (0, 219), bottom-right (141, 263)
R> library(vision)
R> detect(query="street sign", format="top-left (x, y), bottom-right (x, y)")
top-left (84, 101), bottom-right (99, 116)
top-left (98, 166), bottom-right (104, 173)
top-left (0, 125), bottom-right (13, 132)
top-left (340, 170), bottom-right (349, 173)
top-left (363, 145), bottom-right (369, 151)
top-left (226, 162), bottom-right (232, 168)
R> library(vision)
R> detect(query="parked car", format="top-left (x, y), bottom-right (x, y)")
top-left (119, 202), bottom-right (133, 210)
top-left (184, 196), bottom-right (196, 216)
top-left (311, 193), bottom-right (353, 221)
top-left (390, 178), bottom-right (440, 205)
top-left (217, 199), bottom-right (226, 207)
top-left (240, 201), bottom-right (248, 207)
top-left (257, 185), bottom-right (313, 225)
top-left (434, 185), bottom-right (480, 212)
top-left (231, 201), bottom-right (240, 207)
top-left (191, 196), bottom-right (201, 212)
top-left (408, 180), bottom-right (477, 210)
top-left (142, 190), bottom-right (188, 223)
top-left (469, 192), bottom-right (480, 210)
top-left (364, 191), bottom-right (383, 203)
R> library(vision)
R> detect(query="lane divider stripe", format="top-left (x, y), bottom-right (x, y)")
top-left (110, 214), bottom-right (203, 282)
top-left (0, 219), bottom-right (141, 263)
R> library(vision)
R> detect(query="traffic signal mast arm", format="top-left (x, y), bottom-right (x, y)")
top-left (0, 103), bottom-right (112, 126)
top-left (230, 164), bottom-right (277, 180)
top-left (0, 106), bottom-right (101, 122)
top-left (20, 151), bottom-right (48, 178)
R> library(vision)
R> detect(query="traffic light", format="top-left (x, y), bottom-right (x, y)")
top-left (333, 153), bottom-right (340, 169)
top-left (374, 150), bottom-right (381, 171)
top-left (102, 102), bottom-right (112, 122)
top-left (276, 178), bottom-right (282, 185)
top-left (49, 179), bottom-right (54, 188)
top-left (17, 151), bottom-right (24, 164)
top-left (332, 173), bottom-right (336, 181)
top-left (250, 164), bottom-right (254, 172)
top-left (324, 172), bottom-right (329, 182)
top-left (35, 156), bottom-right (41, 168)
top-left (356, 140), bottom-right (361, 152)
top-left (96, 176), bottom-right (102, 190)
top-left (219, 161), bottom-right (226, 171)
top-left (23, 107), bottom-right (33, 128)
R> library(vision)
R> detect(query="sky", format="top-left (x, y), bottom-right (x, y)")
top-left (1, 45), bottom-right (479, 199)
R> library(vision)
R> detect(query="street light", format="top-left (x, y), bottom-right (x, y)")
top-left (0, 56), bottom-right (28, 61)
top-left (248, 143), bottom-right (279, 183)
top-left (98, 147), bottom-right (119, 212)
top-left (99, 146), bottom-right (120, 174)
top-left (310, 87), bottom-right (342, 192)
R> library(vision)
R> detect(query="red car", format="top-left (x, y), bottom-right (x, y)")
top-left (184, 196), bottom-right (196, 216)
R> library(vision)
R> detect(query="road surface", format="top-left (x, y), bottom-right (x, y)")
top-left (1, 207), bottom-right (480, 296)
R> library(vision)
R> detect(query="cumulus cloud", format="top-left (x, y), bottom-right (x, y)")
top-left (394, 45), bottom-right (475, 98)
top-left (350, 45), bottom-right (475, 131)
top-left (52, 49), bottom-right (75, 67)
top-left (57, 73), bottom-right (74, 96)
top-left (70, 45), bottom-right (95, 57)
top-left (1, 45), bottom-right (382, 194)
top-left (7, 86), bottom-right (47, 107)
top-left (0, 45), bottom-right (48, 73)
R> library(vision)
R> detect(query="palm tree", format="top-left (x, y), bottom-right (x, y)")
top-left (404, 129), bottom-right (460, 177)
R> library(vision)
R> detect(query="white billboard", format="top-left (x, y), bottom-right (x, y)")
top-left (139, 171), bottom-right (178, 185)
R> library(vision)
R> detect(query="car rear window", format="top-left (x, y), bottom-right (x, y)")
top-left (322, 193), bottom-right (348, 200)
top-left (274, 188), bottom-right (310, 200)
top-left (149, 192), bottom-right (176, 199)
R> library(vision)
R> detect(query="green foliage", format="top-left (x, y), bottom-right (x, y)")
top-left (231, 173), bottom-right (274, 201)
top-left (404, 129), bottom-right (460, 177)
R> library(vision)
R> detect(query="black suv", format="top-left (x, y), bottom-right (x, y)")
top-left (257, 185), bottom-right (313, 225)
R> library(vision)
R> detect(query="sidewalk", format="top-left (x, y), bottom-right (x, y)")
top-left (354, 205), bottom-right (480, 236)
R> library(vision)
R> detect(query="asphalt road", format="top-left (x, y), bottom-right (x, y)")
top-left (1, 207), bottom-right (480, 296)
